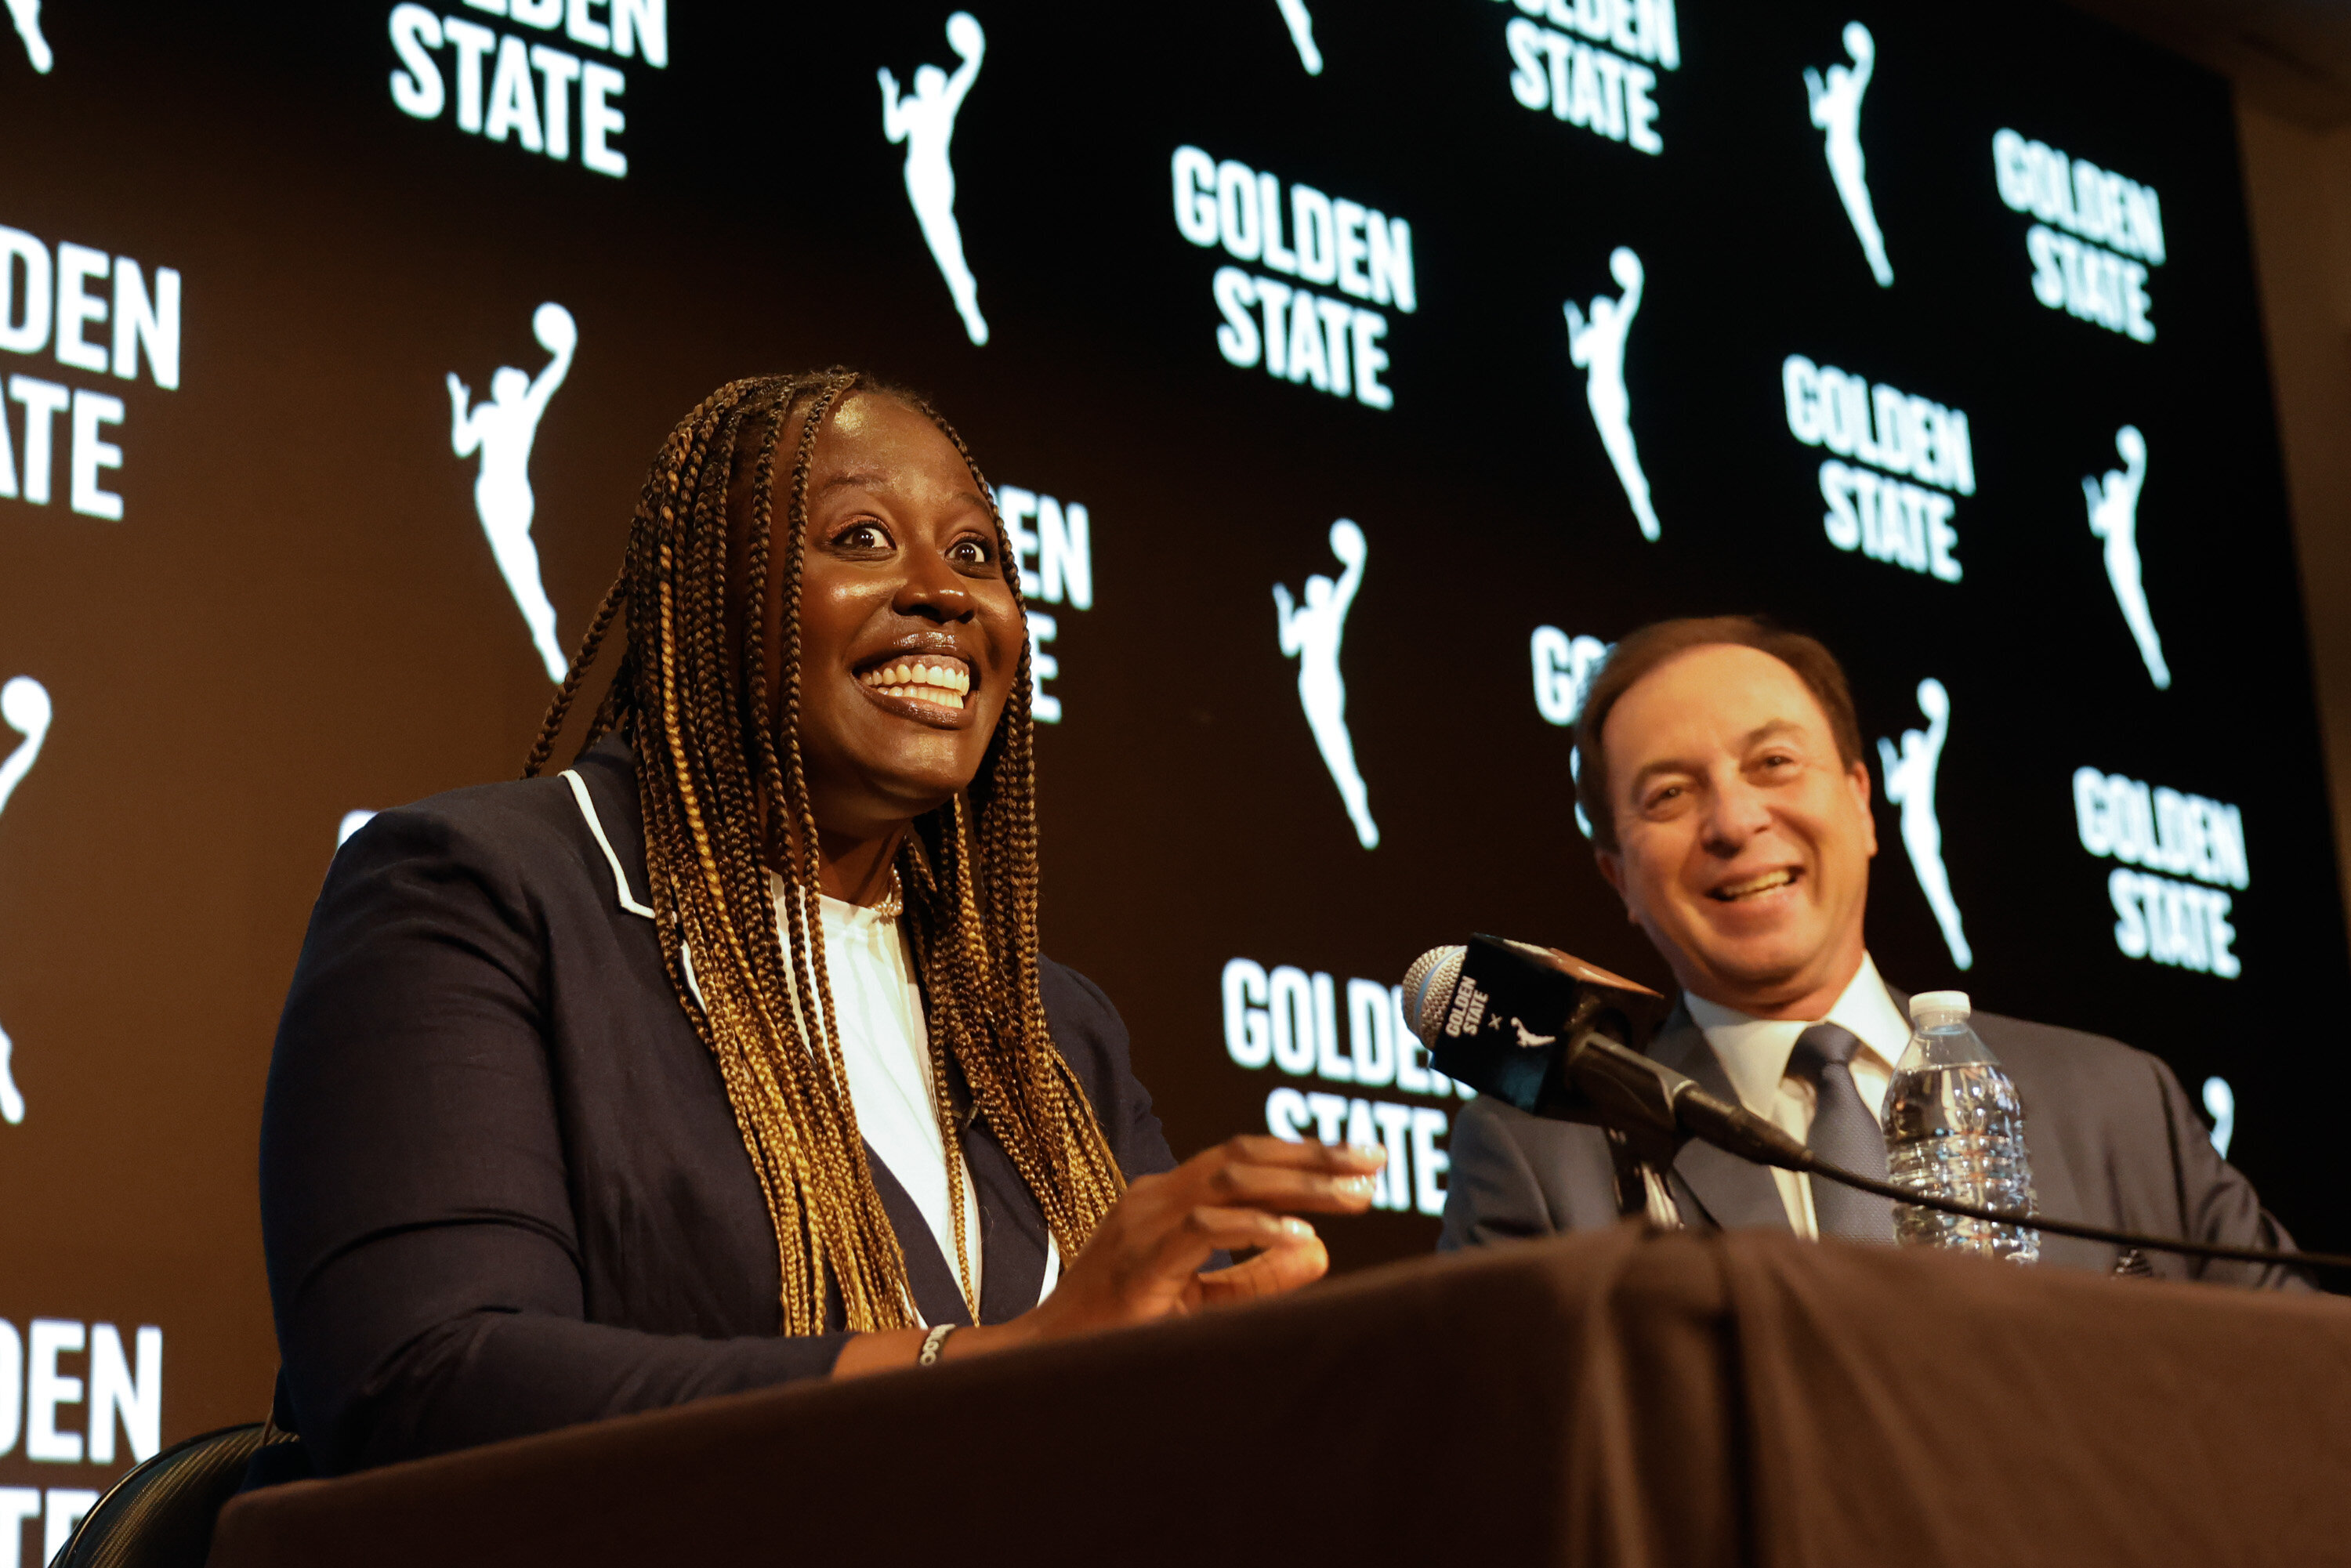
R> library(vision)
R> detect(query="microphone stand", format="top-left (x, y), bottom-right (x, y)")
top-left (1517, 997), bottom-right (1690, 1231)
top-left (1603, 1129), bottom-right (1685, 1230)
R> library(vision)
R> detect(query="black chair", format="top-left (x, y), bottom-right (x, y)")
top-left (53, 1421), bottom-right (295, 1568)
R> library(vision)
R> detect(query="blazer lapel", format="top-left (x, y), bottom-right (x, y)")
top-left (968, 1120), bottom-right (1049, 1325)
top-left (862, 1142), bottom-right (976, 1329)
top-left (1650, 1003), bottom-right (1792, 1233)
top-left (575, 738), bottom-right (987, 1323)
top-left (571, 733), bottom-right (656, 917)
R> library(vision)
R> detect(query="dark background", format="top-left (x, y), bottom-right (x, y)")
top-left (0, 0), bottom-right (2336, 1490)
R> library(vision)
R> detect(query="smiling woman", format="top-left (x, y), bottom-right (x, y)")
top-left (255, 370), bottom-right (1384, 1479)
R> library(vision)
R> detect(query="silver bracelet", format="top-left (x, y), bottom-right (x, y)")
top-left (917, 1323), bottom-right (957, 1367)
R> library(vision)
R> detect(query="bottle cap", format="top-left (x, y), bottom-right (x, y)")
top-left (1907, 989), bottom-right (1971, 1021)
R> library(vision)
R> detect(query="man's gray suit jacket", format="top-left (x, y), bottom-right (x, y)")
top-left (1438, 986), bottom-right (2313, 1290)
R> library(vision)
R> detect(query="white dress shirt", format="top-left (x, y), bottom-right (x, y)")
top-left (1684, 954), bottom-right (1916, 1238)
top-left (770, 875), bottom-right (1060, 1324)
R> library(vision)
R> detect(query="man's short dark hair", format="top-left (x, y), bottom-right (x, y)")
top-left (1573, 616), bottom-right (1864, 852)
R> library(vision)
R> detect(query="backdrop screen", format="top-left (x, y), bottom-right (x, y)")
top-left (1, 0), bottom-right (2339, 1526)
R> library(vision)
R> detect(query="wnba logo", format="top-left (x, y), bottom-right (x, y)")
top-left (1274, 520), bottom-right (1377, 849)
top-left (0, 675), bottom-right (51, 1124)
top-left (5, 0), bottom-right (49, 71)
top-left (1879, 679), bottom-right (1969, 971)
top-left (447, 303), bottom-right (576, 682)
top-left (881, 13), bottom-right (989, 346)
top-left (1563, 248), bottom-right (1656, 541)
top-left (1805, 22), bottom-right (1893, 288)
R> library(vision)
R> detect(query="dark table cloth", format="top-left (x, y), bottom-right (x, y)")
top-left (208, 1225), bottom-right (2351, 1567)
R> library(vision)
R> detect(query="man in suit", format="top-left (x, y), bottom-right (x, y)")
top-left (1440, 615), bottom-right (2309, 1287)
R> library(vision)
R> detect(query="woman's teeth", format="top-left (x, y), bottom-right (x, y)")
top-left (1715, 870), bottom-right (1795, 901)
top-left (860, 660), bottom-right (970, 711)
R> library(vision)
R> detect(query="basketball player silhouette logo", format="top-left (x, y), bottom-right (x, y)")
top-left (448, 302), bottom-right (576, 683)
top-left (1806, 22), bottom-right (1893, 288)
top-left (1544, 630), bottom-right (1613, 840)
top-left (1275, 0), bottom-right (1323, 74)
top-left (2201, 1076), bottom-right (2235, 1158)
top-left (882, 13), bottom-right (990, 346)
top-left (1563, 248), bottom-right (1660, 542)
top-left (6, 0), bottom-right (51, 72)
top-left (1274, 520), bottom-right (1378, 849)
top-left (1878, 677), bottom-right (1972, 971)
top-left (0, 674), bottom-right (53, 1124)
top-left (2085, 425), bottom-right (2168, 690)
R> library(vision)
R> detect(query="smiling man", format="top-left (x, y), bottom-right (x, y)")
top-left (1439, 615), bottom-right (2309, 1287)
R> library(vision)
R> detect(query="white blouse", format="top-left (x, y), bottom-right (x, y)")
top-left (556, 770), bottom-right (1060, 1324)
top-left (767, 875), bottom-right (1060, 1324)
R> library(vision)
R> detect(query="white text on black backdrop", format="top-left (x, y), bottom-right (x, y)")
top-left (993, 483), bottom-right (1092, 723)
top-left (1, 1317), bottom-right (165, 1567)
top-left (1492, 0), bottom-right (1679, 155)
top-left (387, 1), bottom-right (669, 177)
top-left (1221, 958), bottom-right (1470, 1215)
top-left (2075, 767), bottom-right (2245, 978)
top-left (0, 224), bottom-right (179, 522)
top-left (1782, 353), bottom-right (1975, 583)
top-left (1172, 147), bottom-right (1415, 411)
top-left (1993, 130), bottom-right (2164, 344)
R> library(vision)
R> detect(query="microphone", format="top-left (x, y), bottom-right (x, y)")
top-left (1403, 935), bottom-right (2351, 1273)
top-left (1401, 936), bottom-right (1808, 1174)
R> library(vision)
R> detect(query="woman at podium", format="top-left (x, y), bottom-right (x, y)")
top-left (259, 373), bottom-right (1382, 1476)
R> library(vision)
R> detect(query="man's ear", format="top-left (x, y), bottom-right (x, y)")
top-left (1847, 758), bottom-right (1878, 860)
top-left (1594, 848), bottom-right (1636, 921)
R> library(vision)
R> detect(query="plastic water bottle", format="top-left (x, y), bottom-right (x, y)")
top-left (1882, 990), bottom-right (2040, 1264)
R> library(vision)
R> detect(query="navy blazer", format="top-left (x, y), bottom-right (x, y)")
top-left (261, 736), bottom-right (1182, 1476)
top-left (1439, 990), bottom-right (2313, 1291)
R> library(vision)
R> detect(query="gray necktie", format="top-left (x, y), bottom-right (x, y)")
top-left (1788, 1023), bottom-right (1896, 1244)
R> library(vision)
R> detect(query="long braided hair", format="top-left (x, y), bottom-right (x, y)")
top-left (523, 370), bottom-right (1125, 1334)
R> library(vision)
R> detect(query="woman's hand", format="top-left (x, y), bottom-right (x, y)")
top-left (833, 1138), bottom-right (1385, 1378)
top-left (1020, 1135), bottom-right (1386, 1337)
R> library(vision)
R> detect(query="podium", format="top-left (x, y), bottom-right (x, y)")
top-left (208, 1226), bottom-right (2351, 1567)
